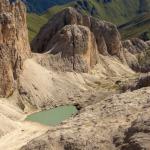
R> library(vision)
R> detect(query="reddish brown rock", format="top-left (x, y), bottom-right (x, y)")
top-left (0, 0), bottom-right (30, 97)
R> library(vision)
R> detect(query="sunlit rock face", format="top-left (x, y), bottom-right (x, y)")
top-left (43, 24), bottom-right (99, 72)
top-left (0, 0), bottom-right (30, 97)
top-left (122, 38), bottom-right (150, 72)
top-left (31, 7), bottom-right (122, 56)
top-left (31, 7), bottom-right (123, 72)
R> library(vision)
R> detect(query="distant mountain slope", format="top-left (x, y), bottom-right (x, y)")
top-left (10, 0), bottom-right (74, 13)
top-left (119, 13), bottom-right (150, 40)
top-left (26, 0), bottom-right (150, 41)
top-left (27, 14), bottom-right (47, 40)
top-left (11, 0), bottom-right (150, 15)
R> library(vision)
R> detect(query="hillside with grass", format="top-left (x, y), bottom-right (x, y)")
top-left (10, 0), bottom-right (74, 13)
top-left (26, 0), bottom-right (150, 41)
top-left (119, 13), bottom-right (150, 40)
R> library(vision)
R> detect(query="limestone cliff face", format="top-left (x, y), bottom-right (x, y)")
top-left (31, 7), bottom-right (150, 74)
top-left (122, 38), bottom-right (150, 72)
top-left (31, 7), bottom-right (122, 72)
top-left (123, 38), bottom-right (149, 54)
top-left (0, 0), bottom-right (30, 97)
top-left (45, 25), bottom-right (98, 72)
top-left (31, 7), bottom-right (122, 56)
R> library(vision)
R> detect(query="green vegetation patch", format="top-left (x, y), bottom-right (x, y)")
top-left (27, 0), bottom-right (150, 41)
top-left (119, 13), bottom-right (150, 40)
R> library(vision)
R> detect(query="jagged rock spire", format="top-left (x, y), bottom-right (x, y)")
top-left (0, 0), bottom-right (30, 97)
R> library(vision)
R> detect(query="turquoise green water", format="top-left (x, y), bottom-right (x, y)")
top-left (26, 105), bottom-right (78, 126)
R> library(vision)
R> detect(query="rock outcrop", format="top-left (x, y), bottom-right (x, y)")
top-left (122, 38), bottom-right (150, 72)
top-left (31, 7), bottom-right (123, 72)
top-left (44, 25), bottom-right (98, 72)
top-left (121, 73), bottom-right (150, 92)
top-left (31, 7), bottom-right (150, 74)
top-left (31, 7), bottom-right (122, 56)
top-left (123, 38), bottom-right (149, 54)
top-left (0, 0), bottom-right (30, 97)
top-left (114, 115), bottom-right (150, 150)
top-left (31, 7), bottom-right (150, 73)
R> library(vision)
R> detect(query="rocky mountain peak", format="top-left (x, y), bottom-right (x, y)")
top-left (31, 7), bottom-right (123, 72)
top-left (46, 24), bottom-right (99, 72)
top-left (0, 0), bottom-right (30, 97)
top-left (32, 7), bottom-right (122, 56)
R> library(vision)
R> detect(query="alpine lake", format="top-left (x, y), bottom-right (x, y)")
top-left (26, 105), bottom-right (78, 126)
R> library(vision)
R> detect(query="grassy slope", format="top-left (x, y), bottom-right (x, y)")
top-left (27, 2), bottom-right (71, 41)
top-left (118, 13), bottom-right (150, 40)
top-left (24, 0), bottom-right (74, 13)
top-left (76, 0), bottom-right (140, 24)
top-left (27, 13), bottom-right (47, 41)
top-left (27, 0), bottom-right (150, 41)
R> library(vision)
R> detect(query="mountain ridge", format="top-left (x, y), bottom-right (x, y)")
top-left (10, 0), bottom-right (74, 13)
top-left (24, 0), bottom-right (150, 41)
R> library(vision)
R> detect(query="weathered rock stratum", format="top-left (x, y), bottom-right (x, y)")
top-left (31, 7), bottom-right (124, 72)
top-left (0, 0), bottom-right (30, 97)
top-left (31, 7), bottom-right (122, 56)
top-left (45, 24), bottom-right (98, 72)
top-left (123, 38), bottom-right (150, 72)
top-left (31, 7), bottom-right (150, 73)
top-left (114, 115), bottom-right (150, 150)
